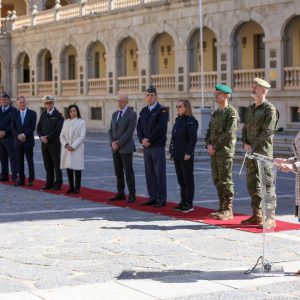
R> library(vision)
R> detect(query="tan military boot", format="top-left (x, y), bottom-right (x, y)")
top-left (258, 217), bottom-right (276, 229)
top-left (215, 199), bottom-right (233, 220)
top-left (241, 208), bottom-right (263, 225)
top-left (208, 200), bottom-right (224, 218)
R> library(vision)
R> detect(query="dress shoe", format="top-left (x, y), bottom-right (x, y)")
top-left (109, 193), bottom-right (126, 201)
top-left (141, 199), bottom-right (156, 206)
top-left (41, 185), bottom-right (53, 191)
top-left (51, 185), bottom-right (62, 191)
top-left (153, 203), bottom-right (166, 208)
top-left (65, 188), bottom-right (75, 194)
top-left (0, 176), bottom-right (9, 182)
top-left (14, 180), bottom-right (25, 187)
top-left (27, 181), bottom-right (34, 187)
top-left (74, 190), bottom-right (80, 194)
top-left (127, 195), bottom-right (136, 203)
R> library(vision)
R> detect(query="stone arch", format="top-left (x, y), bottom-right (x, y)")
top-left (86, 41), bottom-right (106, 79)
top-left (60, 44), bottom-right (78, 80)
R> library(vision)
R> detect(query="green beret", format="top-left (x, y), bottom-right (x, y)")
top-left (215, 83), bottom-right (232, 94)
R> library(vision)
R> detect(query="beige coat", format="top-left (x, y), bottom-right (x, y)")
top-left (60, 118), bottom-right (86, 170)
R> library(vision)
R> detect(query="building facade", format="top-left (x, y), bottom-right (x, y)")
top-left (0, 0), bottom-right (299, 130)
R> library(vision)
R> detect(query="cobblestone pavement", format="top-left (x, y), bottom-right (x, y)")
top-left (0, 133), bottom-right (300, 300)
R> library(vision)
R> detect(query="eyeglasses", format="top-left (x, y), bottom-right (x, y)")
top-left (176, 105), bottom-right (184, 109)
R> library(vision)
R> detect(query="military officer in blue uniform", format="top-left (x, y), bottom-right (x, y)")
top-left (137, 86), bottom-right (169, 207)
top-left (0, 92), bottom-right (18, 183)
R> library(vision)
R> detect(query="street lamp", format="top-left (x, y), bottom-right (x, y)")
top-left (198, 0), bottom-right (204, 108)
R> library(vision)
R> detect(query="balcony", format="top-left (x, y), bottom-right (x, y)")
top-left (38, 81), bottom-right (53, 96)
top-left (117, 76), bottom-right (139, 93)
top-left (151, 74), bottom-right (176, 92)
top-left (284, 67), bottom-right (300, 90)
top-left (189, 71), bottom-right (217, 92)
top-left (233, 69), bottom-right (265, 91)
top-left (17, 83), bottom-right (31, 97)
top-left (61, 80), bottom-right (79, 96)
top-left (87, 78), bottom-right (107, 95)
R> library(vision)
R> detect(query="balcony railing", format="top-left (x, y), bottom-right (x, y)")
top-left (87, 78), bottom-right (107, 95)
top-left (189, 71), bottom-right (217, 92)
top-left (61, 80), bottom-right (79, 96)
top-left (151, 74), bottom-right (176, 92)
top-left (117, 76), bottom-right (139, 93)
top-left (17, 83), bottom-right (31, 96)
top-left (284, 67), bottom-right (300, 90)
top-left (38, 81), bottom-right (53, 96)
top-left (12, 0), bottom-right (167, 31)
top-left (233, 68), bottom-right (265, 91)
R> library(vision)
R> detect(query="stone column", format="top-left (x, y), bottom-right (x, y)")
top-left (77, 55), bottom-right (86, 95)
top-left (137, 50), bottom-right (149, 92)
top-left (105, 53), bottom-right (116, 94)
top-left (173, 47), bottom-right (188, 93)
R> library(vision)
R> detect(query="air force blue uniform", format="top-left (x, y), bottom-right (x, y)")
top-left (137, 102), bottom-right (168, 206)
top-left (0, 105), bottom-right (18, 181)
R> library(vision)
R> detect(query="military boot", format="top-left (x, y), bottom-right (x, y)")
top-left (241, 208), bottom-right (263, 225)
top-left (215, 199), bottom-right (233, 220)
top-left (208, 199), bottom-right (224, 218)
top-left (258, 217), bottom-right (276, 229)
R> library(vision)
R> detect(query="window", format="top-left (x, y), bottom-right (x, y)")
top-left (239, 107), bottom-right (247, 124)
top-left (91, 107), bottom-right (102, 120)
top-left (68, 55), bottom-right (76, 80)
top-left (291, 107), bottom-right (300, 122)
top-left (94, 52), bottom-right (100, 78)
top-left (254, 34), bottom-right (265, 69)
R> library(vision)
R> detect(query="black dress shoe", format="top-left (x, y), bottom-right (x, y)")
top-left (153, 203), bottom-right (166, 208)
top-left (74, 190), bottom-right (80, 194)
top-left (127, 195), bottom-right (136, 203)
top-left (0, 176), bottom-right (9, 182)
top-left (109, 193), bottom-right (126, 201)
top-left (14, 180), bottom-right (25, 187)
top-left (141, 199), bottom-right (157, 206)
top-left (41, 185), bottom-right (53, 191)
top-left (65, 189), bottom-right (75, 194)
top-left (27, 181), bottom-right (34, 187)
top-left (51, 185), bottom-right (62, 191)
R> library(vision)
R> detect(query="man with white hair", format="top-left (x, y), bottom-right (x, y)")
top-left (241, 78), bottom-right (279, 229)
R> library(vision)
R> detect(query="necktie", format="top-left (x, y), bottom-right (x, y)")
top-left (116, 111), bottom-right (122, 126)
top-left (21, 111), bottom-right (25, 125)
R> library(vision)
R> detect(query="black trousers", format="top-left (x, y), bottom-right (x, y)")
top-left (174, 158), bottom-right (195, 206)
top-left (0, 137), bottom-right (18, 180)
top-left (66, 169), bottom-right (81, 191)
top-left (17, 143), bottom-right (35, 182)
top-left (112, 151), bottom-right (135, 196)
top-left (41, 142), bottom-right (62, 187)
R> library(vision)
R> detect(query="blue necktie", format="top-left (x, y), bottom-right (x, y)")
top-left (21, 111), bottom-right (25, 125)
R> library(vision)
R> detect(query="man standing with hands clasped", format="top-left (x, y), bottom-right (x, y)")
top-left (241, 78), bottom-right (279, 229)
top-left (108, 95), bottom-right (137, 203)
top-left (37, 96), bottom-right (64, 191)
top-left (137, 86), bottom-right (168, 208)
top-left (205, 84), bottom-right (239, 220)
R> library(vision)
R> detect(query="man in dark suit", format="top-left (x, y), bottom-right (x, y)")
top-left (36, 96), bottom-right (64, 190)
top-left (108, 95), bottom-right (137, 203)
top-left (0, 92), bottom-right (18, 183)
top-left (12, 96), bottom-right (37, 186)
top-left (137, 86), bottom-right (169, 207)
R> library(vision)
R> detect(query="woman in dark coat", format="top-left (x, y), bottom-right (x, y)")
top-left (169, 100), bottom-right (198, 212)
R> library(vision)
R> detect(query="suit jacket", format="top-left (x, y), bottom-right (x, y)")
top-left (0, 105), bottom-right (17, 140)
top-left (36, 108), bottom-right (64, 145)
top-left (12, 108), bottom-right (37, 147)
top-left (108, 107), bottom-right (137, 154)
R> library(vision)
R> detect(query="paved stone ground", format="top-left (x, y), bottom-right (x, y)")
top-left (0, 132), bottom-right (300, 299)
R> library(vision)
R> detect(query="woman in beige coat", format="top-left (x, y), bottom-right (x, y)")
top-left (274, 106), bottom-right (300, 223)
top-left (60, 104), bottom-right (86, 194)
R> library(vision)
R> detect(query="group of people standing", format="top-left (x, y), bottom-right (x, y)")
top-left (1, 80), bottom-right (299, 230)
top-left (0, 94), bottom-right (86, 194)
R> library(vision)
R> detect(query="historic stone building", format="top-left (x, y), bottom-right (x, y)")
top-left (0, 0), bottom-right (299, 131)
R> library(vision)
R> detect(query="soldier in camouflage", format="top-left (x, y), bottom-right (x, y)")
top-left (205, 84), bottom-right (239, 220)
top-left (241, 78), bottom-right (279, 229)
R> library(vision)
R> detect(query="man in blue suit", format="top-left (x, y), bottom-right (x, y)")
top-left (137, 86), bottom-right (169, 207)
top-left (12, 96), bottom-right (37, 186)
top-left (0, 92), bottom-right (18, 183)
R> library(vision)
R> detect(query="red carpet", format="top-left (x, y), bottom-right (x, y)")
top-left (2, 179), bottom-right (300, 233)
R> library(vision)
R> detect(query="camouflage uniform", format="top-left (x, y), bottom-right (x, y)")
top-left (205, 104), bottom-right (239, 219)
top-left (241, 101), bottom-right (278, 224)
